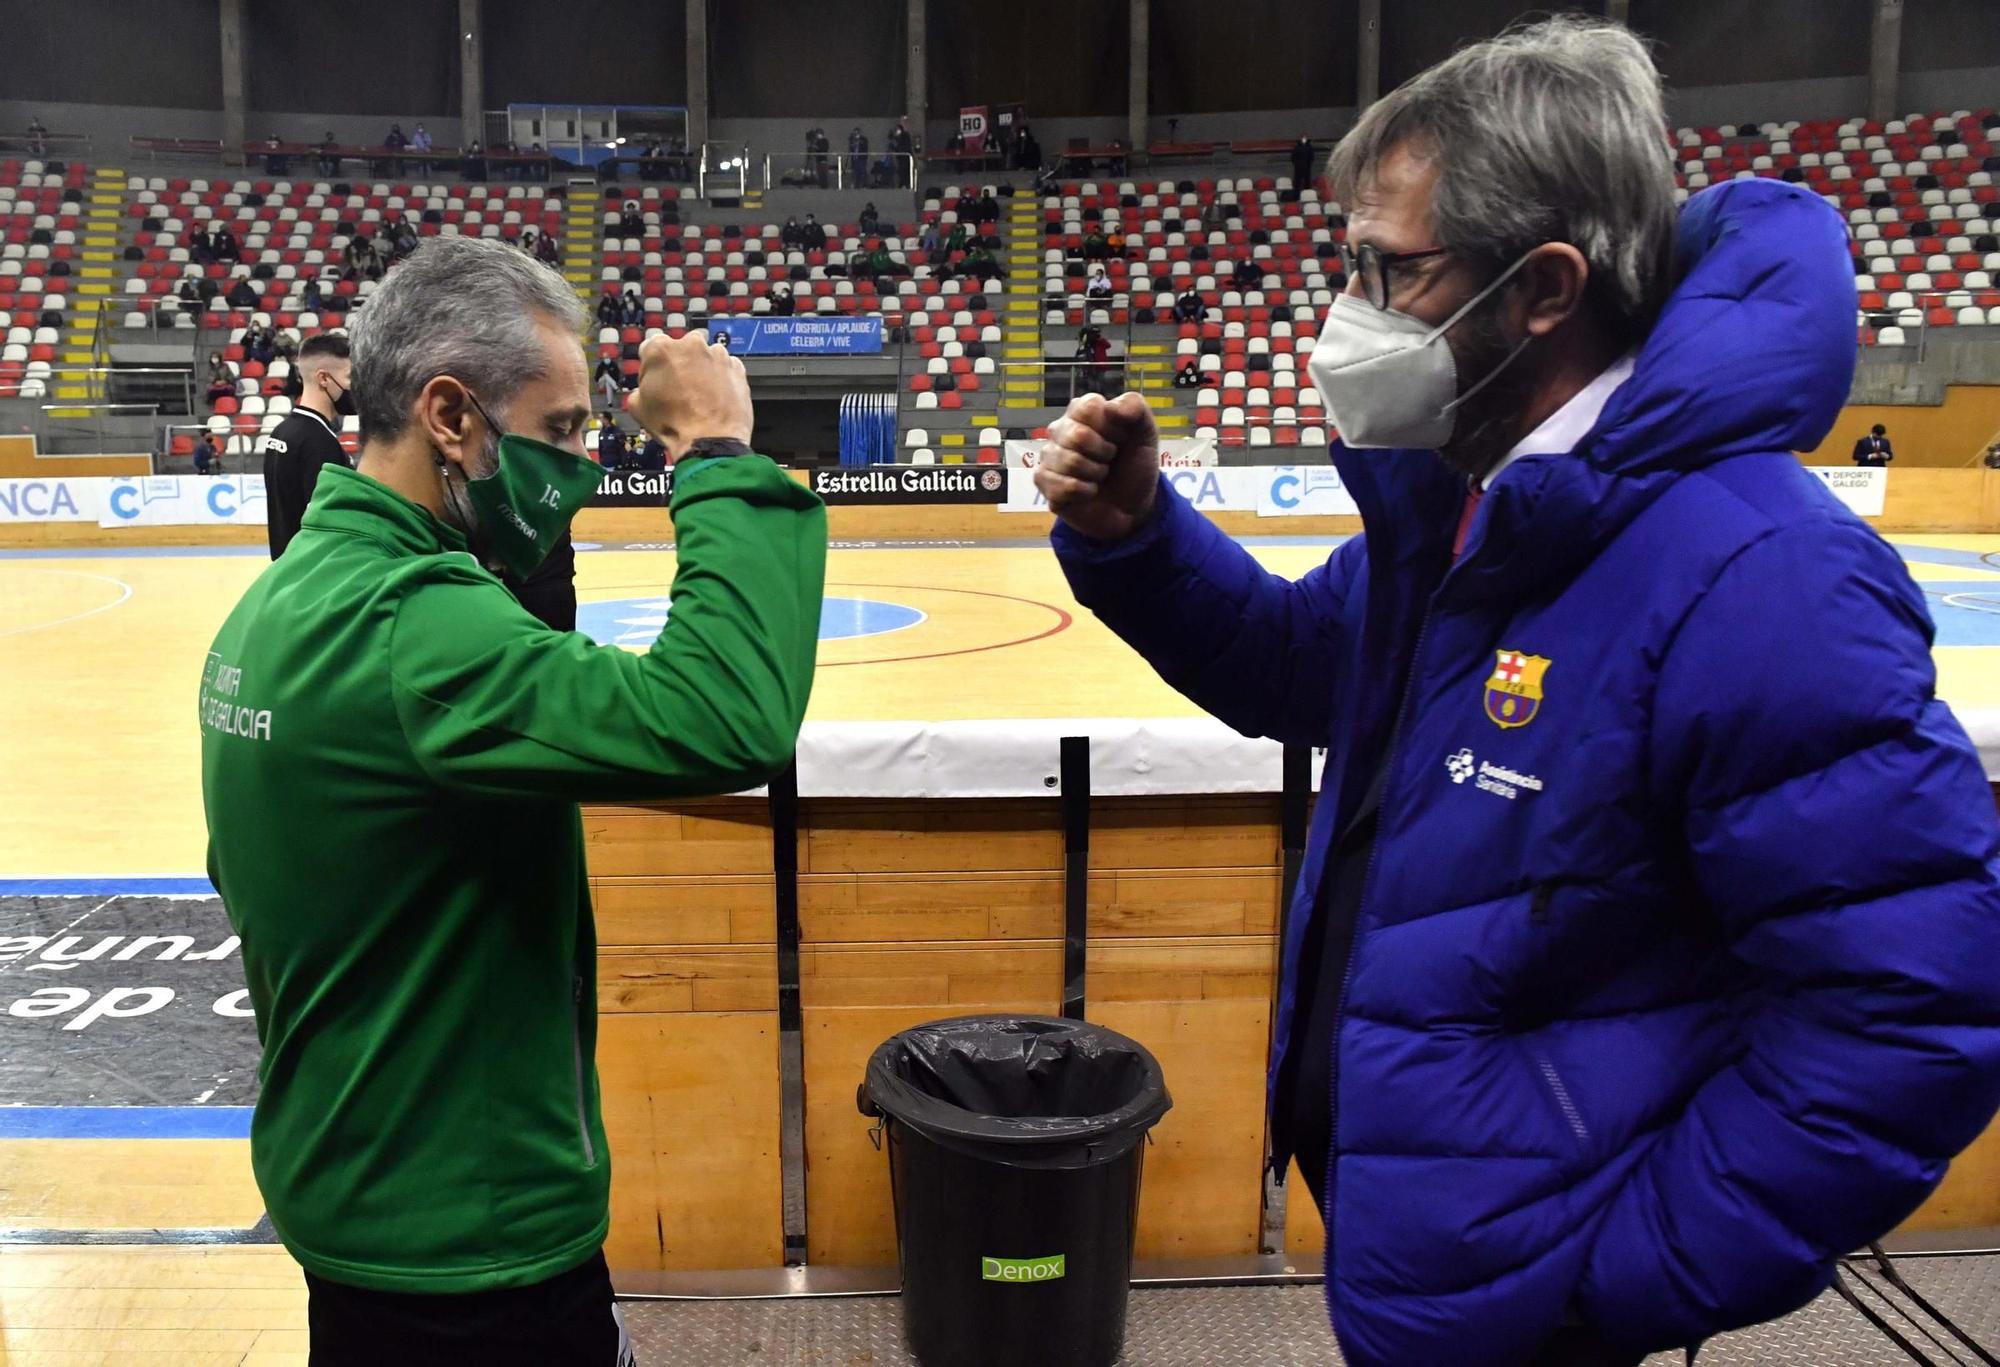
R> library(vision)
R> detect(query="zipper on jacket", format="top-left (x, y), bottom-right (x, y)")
top-left (571, 973), bottom-right (597, 1169)
top-left (1531, 1045), bottom-right (1592, 1144)
top-left (1322, 603), bottom-right (1439, 1314)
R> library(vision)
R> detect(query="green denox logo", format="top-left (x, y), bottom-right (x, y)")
top-left (982, 1254), bottom-right (1065, 1283)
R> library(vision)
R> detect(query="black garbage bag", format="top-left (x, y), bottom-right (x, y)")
top-left (859, 1015), bottom-right (1172, 1367)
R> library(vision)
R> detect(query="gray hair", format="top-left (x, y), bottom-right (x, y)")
top-left (1329, 15), bottom-right (1676, 329)
top-left (347, 234), bottom-right (585, 440)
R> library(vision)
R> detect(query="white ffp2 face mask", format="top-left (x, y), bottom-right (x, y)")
top-left (1307, 250), bottom-right (1536, 450)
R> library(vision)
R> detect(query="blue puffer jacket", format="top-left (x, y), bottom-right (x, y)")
top-left (1054, 179), bottom-right (2000, 1365)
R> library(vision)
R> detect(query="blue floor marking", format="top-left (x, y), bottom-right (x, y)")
top-left (0, 1107), bottom-right (252, 1139)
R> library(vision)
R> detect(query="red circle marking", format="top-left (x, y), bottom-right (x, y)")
top-left (818, 582), bottom-right (1073, 666)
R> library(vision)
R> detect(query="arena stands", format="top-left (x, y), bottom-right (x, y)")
top-left (0, 160), bottom-right (86, 401)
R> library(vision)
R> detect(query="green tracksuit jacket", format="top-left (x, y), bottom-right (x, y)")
top-left (199, 456), bottom-right (826, 1293)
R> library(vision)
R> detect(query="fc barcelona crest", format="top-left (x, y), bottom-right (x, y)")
top-left (1484, 650), bottom-right (1550, 729)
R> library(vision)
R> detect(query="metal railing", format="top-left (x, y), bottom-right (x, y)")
top-left (762, 151), bottom-right (919, 195)
top-left (14, 366), bottom-right (196, 413)
top-left (0, 133), bottom-right (92, 160)
top-left (697, 142), bottom-right (752, 200)
top-left (1860, 286), bottom-right (2000, 364)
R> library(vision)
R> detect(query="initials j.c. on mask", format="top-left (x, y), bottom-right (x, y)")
top-left (438, 392), bottom-right (607, 578)
top-left (1307, 249), bottom-right (1536, 450)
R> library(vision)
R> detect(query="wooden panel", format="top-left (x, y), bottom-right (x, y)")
top-left (591, 876), bottom-right (775, 947)
top-left (582, 801), bottom-right (772, 879)
top-left (801, 870), bottom-right (1062, 943)
top-left (1803, 390), bottom-right (2000, 469)
top-left (800, 938), bottom-right (1063, 1265)
top-left (1285, 1158), bottom-right (1327, 1259)
top-left (1899, 1120), bottom-right (2000, 1231)
top-left (1088, 938), bottom-right (1277, 1004)
top-left (1090, 998), bottom-right (1272, 1259)
top-left (800, 799), bottom-right (1063, 875)
top-left (598, 947), bottom-right (777, 1013)
top-left (0, 436), bottom-right (150, 477)
top-left (1093, 797), bottom-right (1282, 872)
top-left (598, 1012), bottom-right (785, 1272)
top-left (799, 942), bottom-right (1063, 1009)
top-left (1089, 869), bottom-right (1282, 938)
top-left (1876, 467), bottom-right (2000, 532)
top-left (0, 1139), bottom-right (263, 1231)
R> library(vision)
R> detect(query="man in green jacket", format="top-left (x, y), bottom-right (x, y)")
top-left (199, 236), bottom-right (827, 1364)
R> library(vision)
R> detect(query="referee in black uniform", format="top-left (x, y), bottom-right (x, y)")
top-left (262, 332), bottom-right (354, 558)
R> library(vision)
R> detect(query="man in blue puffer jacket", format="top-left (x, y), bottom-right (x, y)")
top-left (1038, 17), bottom-right (2000, 1367)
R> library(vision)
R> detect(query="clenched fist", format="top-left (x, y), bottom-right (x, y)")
top-left (1033, 392), bottom-right (1162, 541)
top-left (630, 331), bottom-right (754, 463)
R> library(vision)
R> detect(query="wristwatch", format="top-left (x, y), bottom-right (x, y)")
top-left (686, 437), bottom-right (754, 458)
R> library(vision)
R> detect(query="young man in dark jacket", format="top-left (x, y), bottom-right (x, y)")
top-left (1038, 18), bottom-right (2000, 1367)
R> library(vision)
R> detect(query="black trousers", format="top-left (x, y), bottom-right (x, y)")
top-left (305, 1249), bottom-right (634, 1366)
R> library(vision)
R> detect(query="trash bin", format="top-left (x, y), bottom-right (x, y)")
top-left (857, 1013), bottom-right (1172, 1367)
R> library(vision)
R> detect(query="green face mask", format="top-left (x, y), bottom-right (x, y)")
top-left (445, 392), bottom-right (607, 578)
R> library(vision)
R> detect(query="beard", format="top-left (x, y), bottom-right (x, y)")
top-left (438, 429), bottom-right (502, 555)
top-left (1436, 300), bottom-right (1539, 483)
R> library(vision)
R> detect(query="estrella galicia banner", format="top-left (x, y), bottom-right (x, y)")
top-left (705, 315), bottom-right (884, 356)
top-left (589, 469), bottom-right (674, 507)
top-left (811, 465), bottom-right (1008, 505)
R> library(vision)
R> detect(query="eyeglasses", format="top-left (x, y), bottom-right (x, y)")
top-left (1336, 240), bottom-right (1449, 310)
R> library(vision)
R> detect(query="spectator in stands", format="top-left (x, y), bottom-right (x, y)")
top-left (317, 131), bottom-right (340, 177)
top-left (227, 277), bottom-right (260, 310)
top-left (213, 224), bottom-right (242, 264)
top-left (1173, 358), bottom-right (1203, 389)
top-left (596, 289), bottom-right (622, 329)
top-left (178, 276), bottom-right (204, 317)
top-left (391, 220), bottom-right (421, 262)
top-left (619, 199), bottom-right (645, 238)
top-left (636, 429), bottom-right (668, 470)
top-left (771, 283), bottom-right (796, 316)
top-left (593, 356), bottom-right (624, 411)
top-left (1106, 225), bottom-right (1127, 258)
top-left (264, 134), bottom-right (289, 176)
top-left (1201, 197), bottom-right (1229, 232)
top-left (1852, 423), bottom-right (1895, 466)
top-left (26, 117), bottom-right (48, 157)
top-left (343, 233), bottom-right (375, 278)
top-left (245, 323), bottom-right (279, 366)
top-left (977, 191), bottom-right (1001, 226)
top-left (461, 140), bottom-right (485, 180)
top-left (919, 221), bottom-right (946, 267)
top-left (887, 116), bottom-right (914, 185)
top-left (944, 220), bottom-right (971, 258)
top-left (1105, 138), bottom-right (1127, 176)
top-left (1014, 122), bottom-right (1041, 171)
top-left (410, 124), bottom-right (433, 173)
top-left (1174, 286), bottom-right (1206, 324)
top-left (848, 127), bottom-right (869, 187)
top-left (193, 431), bottom-right (224, 475)
top-left (188, 223), bottom-right (216, 265)
top-left (204, 352), bottom-right (238, 408)
top-left (301, 278), bottom-right (325, 314)
top-left (959, 241), bottom-right (1000, 282)
top-left (803, 213), bottom-right (828, 251)
top-left (855, 241), bottom-right (906, 282)
top-left (1290, 134), bottom-right (1317, 189)
top-left (1085, 267), bottom-right (1111, 301)
top-left (593, 418), bottom-right (626, 466)
top-left (1072, 325), bottom-right (1111, 396)
top-left (807, 127), bottom-right (831, 188)
top-left (859, 203), bottom-right (881, 237)
top-left (384, 123), bottom-right (407, 152)
top-left (1081, 226), bottom-right (1110, 261)
top-left (1038, 19), bottom-right (2000, 1367)
top-left (621, 291), bottom-right (643, 328)
top-left (781, 216), bottom-right (803, 249)
top-left (1229, 257), bottom-right (1260, 292)
top-left (534, 231), bottom-right (559, 267)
